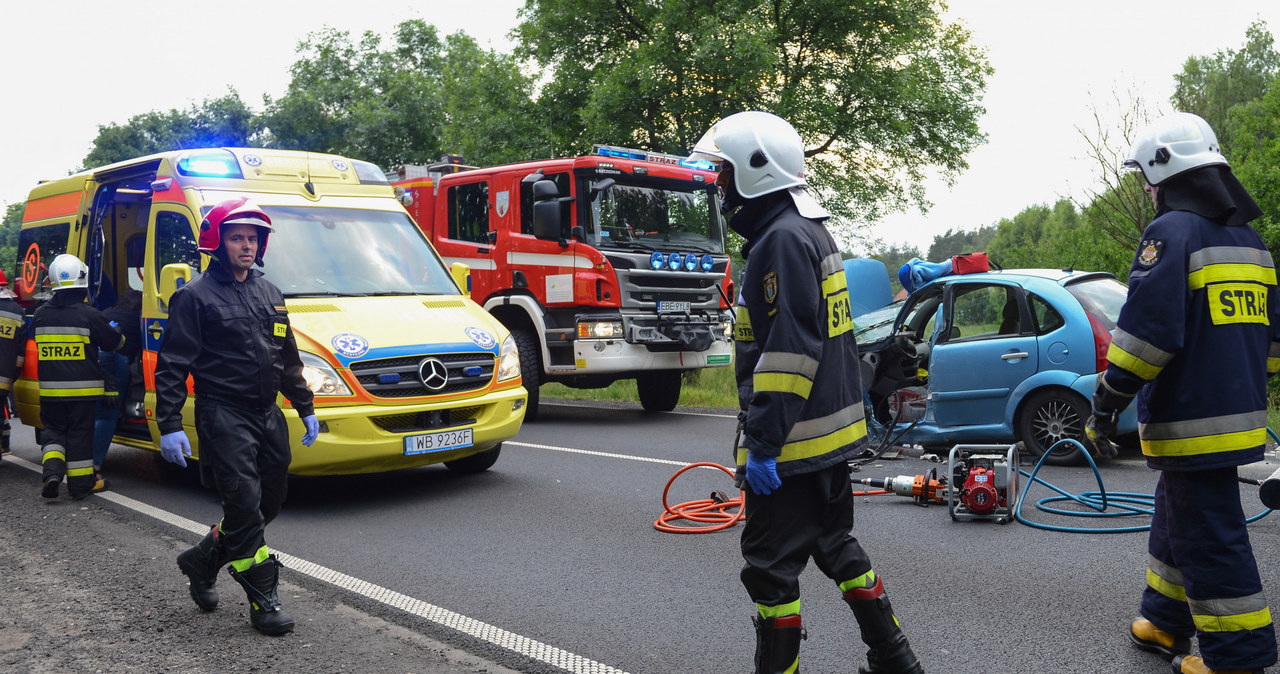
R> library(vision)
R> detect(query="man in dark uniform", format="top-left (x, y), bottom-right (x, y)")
top-left (31, 254), bottom-right (124, 498)
top-left (0, 269), bottom-right (25, 458)
top-left (155, 197), bottom-right (319, 635)
top-left (1088, 112), bottom-right (1278, 674)
top-left (690, 111), bottom-right (923, 674)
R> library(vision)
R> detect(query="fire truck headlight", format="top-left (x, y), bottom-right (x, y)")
top-left (300, 352), bottom-right (352, 396)
top-left (577, 320), bottom-right (623, 339)
top-left (497, 334), bottom-right (521, 382)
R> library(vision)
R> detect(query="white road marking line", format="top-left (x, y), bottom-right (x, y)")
top-left (5, 454), bottom-right (630, 674)
top-left (542, 401), bottom-right (737, 419)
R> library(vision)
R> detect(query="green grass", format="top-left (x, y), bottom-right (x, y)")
top-left (542, 365), bottom-right (738, 409)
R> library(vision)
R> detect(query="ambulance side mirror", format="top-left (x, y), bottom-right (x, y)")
top-left (159, 263), bottom-right (192, 308)
top-left (450, 262), bottom-right (472, 295)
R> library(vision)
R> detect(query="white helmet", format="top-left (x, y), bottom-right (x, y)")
top-left (1123, 112), bottom-right (1226, 186)
top-left (690, 111), bottom-right (808, 199)
top-left (48, 254), bottom-right (88, 292)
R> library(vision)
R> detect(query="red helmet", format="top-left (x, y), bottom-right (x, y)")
top-left (198, 197), bottom-right (274, 265)
top-left (0, 268), bottom-right (8, 286)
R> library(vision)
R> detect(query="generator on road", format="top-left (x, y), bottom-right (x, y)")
top-left (948, 444), bottom-right (1020, 523)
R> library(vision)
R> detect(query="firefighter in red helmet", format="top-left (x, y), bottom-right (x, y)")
top-left (155, 197), bottom-right (319, 635)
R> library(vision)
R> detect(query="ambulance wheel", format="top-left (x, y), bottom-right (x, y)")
top-left (444, 444), bottom-right (501, 475)
top-left (1017, 389), bottom-right (1087, 466)
top-left (637, 370), bottom-right (681, 412)
top-left (514, 329), bottom-right (541, 422)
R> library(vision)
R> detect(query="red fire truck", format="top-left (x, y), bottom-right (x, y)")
top-left (391, 146), bottom-right (735, 419)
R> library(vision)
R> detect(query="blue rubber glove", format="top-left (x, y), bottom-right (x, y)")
top-left (301, 414), bottom-right (320, 447)
top-left (745, 452), bottom-right (782, 496)
top-left (160, 431), bottom-right (192, 467)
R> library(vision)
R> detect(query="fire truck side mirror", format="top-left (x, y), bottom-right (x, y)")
top-left (531, 179), bottom-right (563, 243)
top-left (159, 263), bottom-right (193, 307)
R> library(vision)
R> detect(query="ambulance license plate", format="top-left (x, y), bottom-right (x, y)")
top-left (659, 300), bottom-right (690, 313)
top-left (404, 428), bottom-right (473, 455)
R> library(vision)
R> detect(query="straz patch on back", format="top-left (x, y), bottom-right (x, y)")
top-left (1209, 283), bottom-right (1269, 325)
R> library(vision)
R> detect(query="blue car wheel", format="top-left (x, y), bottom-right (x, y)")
top-left (1017, 389), bottom-right (1088, 466)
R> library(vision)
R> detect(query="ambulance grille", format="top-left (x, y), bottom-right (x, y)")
top-left (370, 407), bottom-right (481, 433)
top-left (349, 352), bottom-right (494, 397)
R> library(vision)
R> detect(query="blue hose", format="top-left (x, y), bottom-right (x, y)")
top-left (1012, 436), bottom-right (1275, 533)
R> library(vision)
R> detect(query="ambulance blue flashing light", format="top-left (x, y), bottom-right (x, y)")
top-left (176, 150), bottom-right (243, 179)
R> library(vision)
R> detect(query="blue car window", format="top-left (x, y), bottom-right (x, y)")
top-left (1027, 292), bottom-right (1065, 334)
top-left (949, 284), bottom-right (1019, 342)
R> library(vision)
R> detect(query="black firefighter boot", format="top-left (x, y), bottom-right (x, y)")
top-left (844, 579), bottom-right (925, 674)
top-left (176, 525), bottom-right (227, 611)
top-left (753, 614), bottom-right (806, 673)
top-left (228, 554), bottom-right (295, 635)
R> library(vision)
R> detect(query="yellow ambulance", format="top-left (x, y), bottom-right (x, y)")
top-left (15, 148), bottom-right (526, 475)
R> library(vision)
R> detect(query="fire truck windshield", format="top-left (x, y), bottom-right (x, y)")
top-left (586, 178), bottom-right (724, 254)
top-left (256, 205), bottom-right (460, 297)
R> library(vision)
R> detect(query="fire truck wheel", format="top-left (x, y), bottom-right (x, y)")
top-left (444, 444), bottom-right (502, 474)
top-left (513, 329), bottom-right (541, 422)
top-left (1016, 389), bottom-right (1087, 466)
top-left (636, 370), bottom-right (681, 412)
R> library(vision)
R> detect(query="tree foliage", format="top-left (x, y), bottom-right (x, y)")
top-left (514, 0), bottom-right (993, 235)
top-left (1071, 90), bottom-right (1160, 254)
top-left (925, 225), bottom-right (995, 261)
top-left (1172, 20), bottom-right (1279, 153)
top-left (1227, 81), bottom-right (1280, 249)
top-left (81, 92), bottom-right (256, 169)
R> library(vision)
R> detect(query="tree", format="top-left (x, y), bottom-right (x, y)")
top-left (1227, 82), bottom-right (1280, 249)
top-left (865, 242), bottom-right (921, 294)
top-left (261, 20), bottom-right (544, 170)
top-left (82, 91), bottom-right (256, 169)
top-left (514, 0), bottom-right (993, 235)
top-left (1, 203), bottom-right (22, 283)
top-left (1172, 19), bottom-right (1279, 153)
top-left (926, 225), bottom-right (996, 261)
top-left (1072, 89), bottom-right (1161, 254)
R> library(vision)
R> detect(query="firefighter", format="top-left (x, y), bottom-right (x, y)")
top-left (1087, 111), bottom-right (1278, 674)
top-left (155, 197), bottom-right (319, 636)
top-left (31, 254), bottom-right (124, 498)
top-left (690, 111), bottom-right (924, 674)
top-left (0, 269), bottom-right (24, 458)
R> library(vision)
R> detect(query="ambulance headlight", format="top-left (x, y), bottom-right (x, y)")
top-left (497, 334), bottom-right (521, 382)
top-left (300, 352), bottom-right (352, 396)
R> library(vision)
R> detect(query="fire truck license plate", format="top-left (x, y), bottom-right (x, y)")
top-left (659, 300), bottom-right (690, 312)
top-left (404, 429), bottom-right (474, 455)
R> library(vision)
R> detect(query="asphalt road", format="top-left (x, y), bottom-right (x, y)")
top-left (5, 399), bottom-right (1280, 673)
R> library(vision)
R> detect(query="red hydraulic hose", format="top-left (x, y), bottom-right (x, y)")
top-left (653, 462), bottom-right (745, 534)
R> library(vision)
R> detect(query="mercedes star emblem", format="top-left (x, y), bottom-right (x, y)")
top-left (418, 357), bottom-right (449, 391)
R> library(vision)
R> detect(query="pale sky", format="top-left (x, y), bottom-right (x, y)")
top-left (3, 1), bottom-right (1279, 255)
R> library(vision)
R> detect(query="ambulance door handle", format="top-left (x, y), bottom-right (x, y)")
top-left (1001, 351), bottom-right (1029, 361)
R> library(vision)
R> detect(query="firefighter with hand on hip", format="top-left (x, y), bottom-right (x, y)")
top-left (155, 197), bottom-right (319, 636)
top-left (32, 254), bottom-right (124, 499)
top-left (0, 268), bottom-right (25, 458)
top-left (690, 111), bottom-right (924, 674)
top-left (1087, 112), bottom-right (1278, 674)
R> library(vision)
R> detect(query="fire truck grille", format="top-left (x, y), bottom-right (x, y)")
top-left (350, 353), bottom-right (494, 398)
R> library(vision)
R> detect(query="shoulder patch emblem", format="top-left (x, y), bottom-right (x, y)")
top-left (1137, 239), bottom-right (1164, 268)
top-left (763, 272), bottom-right (778, 305)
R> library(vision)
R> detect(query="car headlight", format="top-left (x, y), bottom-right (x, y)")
top-left (577, 320), bottom-right (624, 339)
top-left (497, 334), bottom-right (521, 382)
top-left (300, 351), bottom-right (352, 396)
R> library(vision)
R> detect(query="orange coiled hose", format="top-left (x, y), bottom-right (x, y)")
top-left (653, 462), bottom-right (745, 534)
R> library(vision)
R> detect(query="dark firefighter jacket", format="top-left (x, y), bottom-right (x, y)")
top-left (732, 193), bottom-right (867, 479)
top-left (0, 297), bottom-right (26, 392)
top-left (30, 290), bottom-right (124, 401)
top-left (1100, 208), bottom-right (1280, 471)
top-left (155, 262), bottom-right (314, 435)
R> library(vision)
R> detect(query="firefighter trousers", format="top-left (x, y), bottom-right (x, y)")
top-left (194, 399), bottom-right (291, 564)
top-left (1142, 468), bottom-right (1277, 670)
top-left (740, 461), bottom-right (873, 610)
top-left (40, 399), bottom-right (97, 497)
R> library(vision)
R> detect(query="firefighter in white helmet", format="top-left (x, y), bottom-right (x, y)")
top-left (1088, 111), bottom-right (1277, 674)
top-left (30, 253), bottom-right (124, 498)
top-left (690, 111), bottom-right (924, 674)
top-left (156, 197), bottom-right (319, 635)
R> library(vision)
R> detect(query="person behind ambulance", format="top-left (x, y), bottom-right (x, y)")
top-left (0, 268), bottom-right (25, 458)
top-left (155, 197), bottom-right (319, 636)
top-left (31, 254), bottom-right (124, 498)
top-left (690, 111), bottom-right (924, 674)
top-left (1087, 111), bottom-right (1278, 674)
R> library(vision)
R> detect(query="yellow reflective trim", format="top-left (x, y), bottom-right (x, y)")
top-left (42, 450), bottom-right (66, 462)
top-left (39, 387), bottom-right (106, 397)
top-left (1147, 568), bottom-right (1187, 602)
top-left (1270, 357), bottom-right (1280, 375)
top-left (33, 334), bottom-right (90, 343)
top-left (839, 569), bottom-right (877, 593)
top-left (1142, 428), bottom-right (1268, 457)
top-left (757, 600), bottom-right (801, 620)
top-left (1188, 263), bottom-right (1277, 290)
top-left (754, 372), bottom-right (813, 399)
top-left (821, 270), bottom-right (847, 296)
top-left (67, 467), bottom-right (94, 477)
top-left (1107, 344), bottom-right (1164, 381)
top-left (1193, 607), bottom-right (1273, 633)
top-left (229, 545), bottom-right (271, 573)
top-left (780, 418), bottom-right (866, 463)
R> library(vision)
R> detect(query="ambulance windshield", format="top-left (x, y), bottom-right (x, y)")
top-left (257, 206), bottom-right (460, 297)
top-left (585, 177), bottom-right (724, 254)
